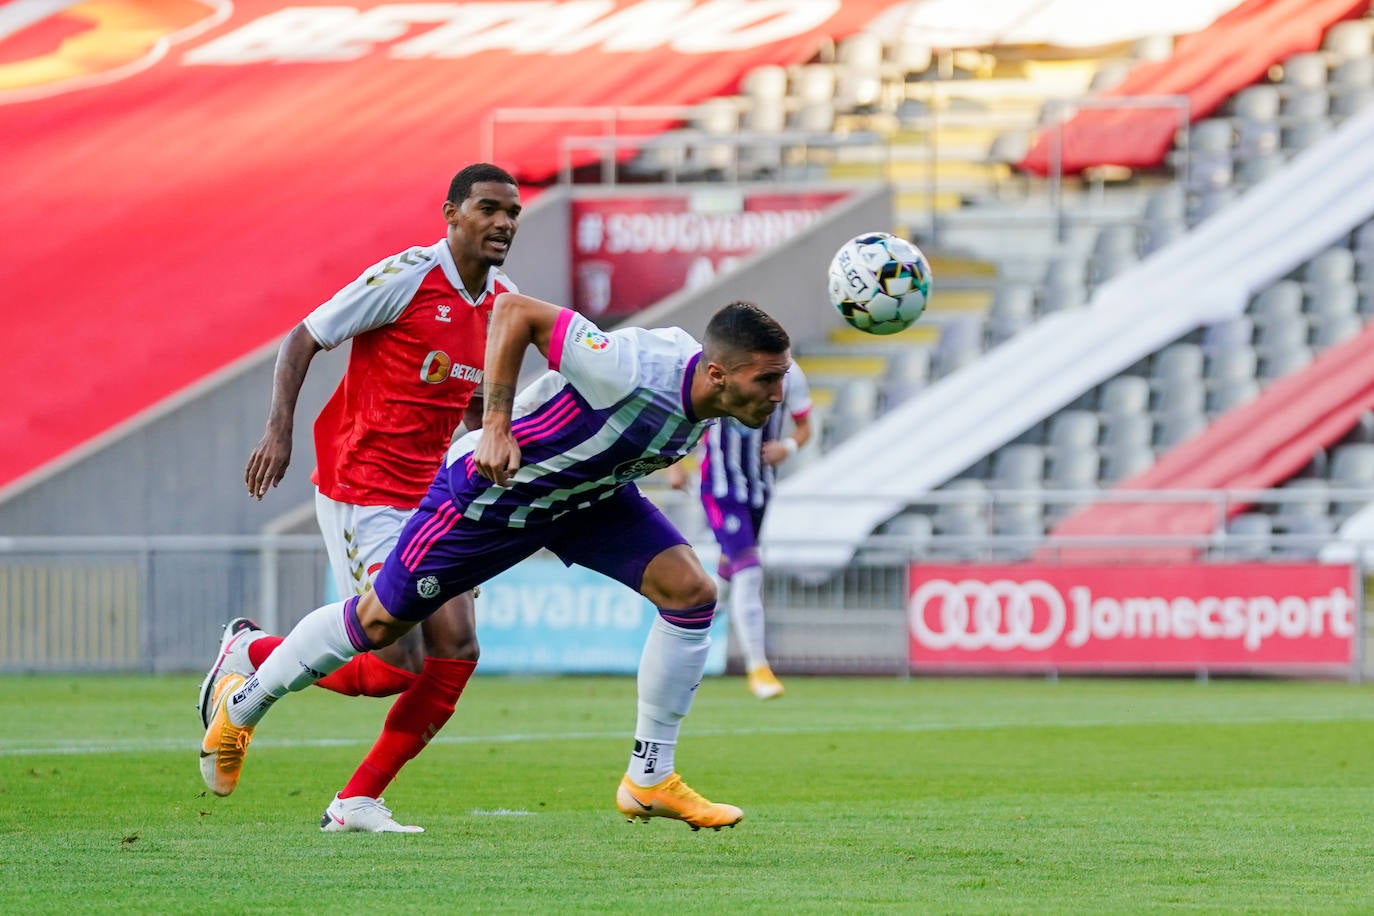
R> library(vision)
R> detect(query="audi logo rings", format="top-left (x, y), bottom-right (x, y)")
top-left (909, 579), bottom-right (1066, 651)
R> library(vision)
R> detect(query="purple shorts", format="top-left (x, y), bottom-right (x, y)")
top-left (700, 492), bottom-right (766, 574)
top-left (374, 484), bottom-right (688, 622)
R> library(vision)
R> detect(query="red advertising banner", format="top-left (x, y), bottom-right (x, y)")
top-left (908, 564), bottom-right (1358, 675)
top-left (570, 189), bottom-right (849, 318)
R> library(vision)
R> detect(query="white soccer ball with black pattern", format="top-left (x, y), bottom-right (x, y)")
top-left (827, 232), bottom-right (932, 335)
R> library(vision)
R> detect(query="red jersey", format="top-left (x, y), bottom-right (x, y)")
top-left (303, 239), bottom-right (516, 508)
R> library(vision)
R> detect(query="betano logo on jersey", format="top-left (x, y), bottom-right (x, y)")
top-left (420, 350), bottom-right (482, 385)
top-left (182, 1), bottom-right (843, 64)
top-left (0, 0), bottom-right (228, 104)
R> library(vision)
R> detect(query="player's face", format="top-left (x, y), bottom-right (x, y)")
top-left (446, 181), bottom-right (521, 267)
top-left (719, 350), bottom-right (790, 428)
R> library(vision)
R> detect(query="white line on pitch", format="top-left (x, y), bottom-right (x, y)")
top-left (3, 711), bottom-right (1373, 757)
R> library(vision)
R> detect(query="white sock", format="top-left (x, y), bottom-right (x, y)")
top-left (627, 615), bottom-right (710, 786)
top-left (226, 600), bottom-right (363, 727)
top-left (729, 565), bottom-right (768, 671)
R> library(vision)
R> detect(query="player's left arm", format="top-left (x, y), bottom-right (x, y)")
top-left (473, 293), bottom-right (563, 485)
top-left (762, 362), bottom-right (814, 466)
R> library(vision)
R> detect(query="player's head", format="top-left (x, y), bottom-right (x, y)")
top-left (443, 163), bottom-right (521, 270)
top-left (699, 302), bottom-right (791, 428)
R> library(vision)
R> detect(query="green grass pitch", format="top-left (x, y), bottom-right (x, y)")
top-left (2, 673), bottom-right (1373, 913)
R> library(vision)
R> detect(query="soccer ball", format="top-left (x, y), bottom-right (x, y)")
top-left (827, 232), bottom-right (932, 335)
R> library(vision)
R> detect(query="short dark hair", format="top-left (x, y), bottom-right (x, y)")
top-left (703, 301), bottom-right (790, 363)
top-left (447, 163), bottom-right (518, 204)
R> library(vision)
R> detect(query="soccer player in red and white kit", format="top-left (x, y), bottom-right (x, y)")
top-left (197, 163), bottom-right (521, 833)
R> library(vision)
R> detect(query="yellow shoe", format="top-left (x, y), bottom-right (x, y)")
top-left (616, 774), bottom-right (743, 831)
top-left (747, 664), bottom-right (784, 700)
top-left (198, 672), bottom-right (254, 797)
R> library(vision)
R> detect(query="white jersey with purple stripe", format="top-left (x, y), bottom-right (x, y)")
top-left (701, 361), bottom-right (810, 509)
top-left (439, 308), bottom-right (710, 527)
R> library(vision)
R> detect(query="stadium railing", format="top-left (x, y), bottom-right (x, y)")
top-left (3, 487), bottom-right (1372, 677)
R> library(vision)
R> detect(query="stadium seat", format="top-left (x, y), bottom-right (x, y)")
top-left (1207, 377), bottom-right (1260, 413)
top-left (1205, 345), bottom-right (1258, 383)
top-left (1273, 514), bottom-right (1335, 558)
top-left (985, 283), bottom-right (1036, 344)
top-left (1322, 19), bottom-right (1374, 63)
top-left (1257, 345), bottom-right (1313, 380)
top-left (1253, 314), bottom-right (1308, 354)
top-left (1310, 312), bottom-right (1363, 347)
top-left (1046, 410), bottom-right (1100, 452)
top-left (1221, 512), bottom-right (1273, 560)
top-left (1099, 375), bottom-right (1152, 416)
top-left (1329, 443), bottom-right (1374, 517)
top-left (1100, 442), bottom-right (1154, 483)
top-left (1279, 52), bottom-right (1329, 92)
top-left (1251, 280), bottom-right (1304, 320)
top-left (1151, 343), bottom-right (1204, 383)
top-left (1201, 316), bottom-right (1255, 354)
top-left (1154, 377), bottom-right (1207, 415)
top-left (1303, 247), bottom-right (1356, 285)
top-left (990, 444), bottom-right (1045, 488)
top-left (878, 347), bottom-right (931, 410)
top-left (1154, 409), bottom-right (1207, 448)
top-left (1305, 280), bottom-right (1359, 318)
top-left (1102, 410), bottom-right (1154, 447)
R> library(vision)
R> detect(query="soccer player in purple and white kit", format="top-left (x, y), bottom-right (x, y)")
top-left (200, 292), bottom-right (792, 830)
top-left (672, 361), bottom-right (811, 699)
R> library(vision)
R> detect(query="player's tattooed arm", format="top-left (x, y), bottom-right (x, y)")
top-left (484, 381), bottom-right (515, 418)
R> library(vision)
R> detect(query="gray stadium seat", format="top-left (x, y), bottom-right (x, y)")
top-left (1257, 345), bottom-right (1314, 380)
top-left (1274, 478), bottom-right (1330, 522)
top-left (1154, 377), bottom-right (1206, 415)
top-left (1322, 20), bottom-right (1374, 63)
top-left (1237, 151), bottom-right (1285, 187)
top-left (1099, 375), bottom-right (1152, 416)
top-left (1206, 345), bottom-right (1258, 382)
top-left (1329, 443), bottom-right (1374, 517)
top-left (991, 444), bottom-right (1045, 488)
top-left (1100, 443), bottom-right (1154, 483)
top-left (1152, 343), bottom-right (1204, 382)
top-left (878, 347), bottom-right (930, 410)
top-left (1282, 117), bottom-right (1333, 152)
top-left (1311, 312), bottom-right (1363, 348)
top-left (1279, 52), bottom-right (1329, 92)
top-left (1303, 247), bottom-right (1356, 285)
top-left (1184, 118), bottom-right (1234, 193)
top-left (1207, 378), bottom-right (1260, 413)
top-left (1253, 315), bottom-right (1308, 354)
top-left (1274, 515), bottom-right (1334, 559)
top-left (1250, 280), bottom-right (1304, 321)
top-left (1201, 316), bottom-right (1254, 353)
top-left (986, 284), bottom-right (1036, 344)
top-left (1279, 88), bottom-right (1330, 122)
top-left (1154, 409), bottom-right (1207, 448)
top-left (1333, 85), bottom-right (1374, 120)
top-left (1047, 410), bottom-right (1100, 452)
top-left (1305, 280), bottom-right (1359, 319)
top-left (1102, 411), bottom-right (1154, 448)
top-left (1222, 512), bottom-right (1273, 561)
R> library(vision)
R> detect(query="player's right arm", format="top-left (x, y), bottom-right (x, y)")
top-left (473, 292), bottom-right (563, 486)
top-left (244, 247), bottom-right (426, 499)
top-left (246, 323), bottom-right (323, 499)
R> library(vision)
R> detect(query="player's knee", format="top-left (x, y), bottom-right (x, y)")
top-left (354, 591), bottom-right (415, 648)
top-left (423, 630), bottom-right (479, 662)
top-left (662, 572), bottom-right (717, 612)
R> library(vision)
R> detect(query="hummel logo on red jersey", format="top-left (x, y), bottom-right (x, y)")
top-left (436, 304), bottom-right (452, 323)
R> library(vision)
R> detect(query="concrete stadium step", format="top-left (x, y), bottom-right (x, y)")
top-left (794, 353), bottom-right (891, 380)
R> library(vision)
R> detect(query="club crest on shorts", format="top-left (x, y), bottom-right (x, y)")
top-left (417, 576), bottom-right (441, 599)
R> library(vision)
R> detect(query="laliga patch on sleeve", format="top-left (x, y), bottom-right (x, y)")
top-left (573, 327), bottom-right (612, 351)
